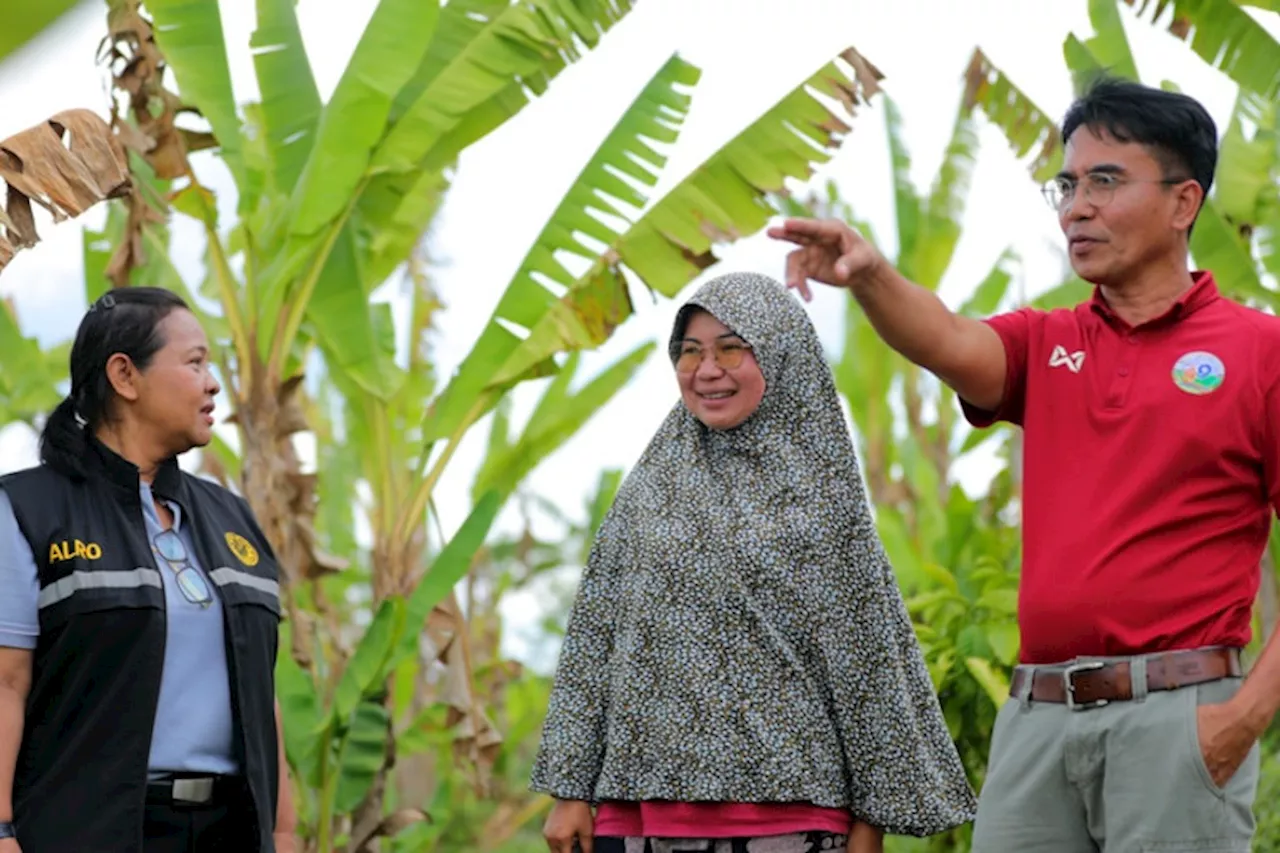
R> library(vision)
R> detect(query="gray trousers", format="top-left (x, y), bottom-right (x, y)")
top-left (971, 674), bottom-right (1260, 852)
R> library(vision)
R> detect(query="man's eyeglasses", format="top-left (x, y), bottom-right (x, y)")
top-left (153, 529), bottom-right (213, 608)
top-left (675, 339), bottom-right (753, 374)
top-left (1041, 172), bottom-right (1192, 212)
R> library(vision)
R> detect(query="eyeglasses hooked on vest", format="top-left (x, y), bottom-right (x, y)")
top-left (152, 529), bottom-right (213, 607)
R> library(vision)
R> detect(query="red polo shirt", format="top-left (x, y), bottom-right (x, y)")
top-left (963, 272), bottom-right (1280, 664)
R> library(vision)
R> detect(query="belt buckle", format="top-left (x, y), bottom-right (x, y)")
top-left (1063, 660), bottom-right (1108, 711)
top-left (172, 777), bottom-right (215, 804)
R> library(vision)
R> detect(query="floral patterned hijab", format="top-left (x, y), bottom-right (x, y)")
top-left (531, 272), bottom-right (976, 836)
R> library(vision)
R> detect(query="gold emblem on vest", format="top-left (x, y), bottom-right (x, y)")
top-left (225, 531), bottom-right (259, 567)
top-left (49, 539), bottom-right (103, 562)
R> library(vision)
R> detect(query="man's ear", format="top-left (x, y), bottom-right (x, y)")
top-left (1172, 179), bottom-right (1204, 233)
top-left (103, 353), bottom-right (141, 403)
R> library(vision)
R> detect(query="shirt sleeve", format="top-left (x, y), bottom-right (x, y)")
top-left (958, 307), bottom-right (1038, 428)
top-left (0, 490), bottom-right (40, 650)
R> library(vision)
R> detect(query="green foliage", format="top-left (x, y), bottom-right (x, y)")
top-left (976, 0), bottom-right (1280, 325)
top-left (278, 494), bottom-right (502, 848)
top-left (0, 300), bottom-right (68, 423)
top-left (472, 346), bottom-right (656, 504)
top-left (425, 49), bottom-right (875, 449)
top-left (0, 0), bottom-right (85, 65)
top-left (1257, 732), bottom-right (1280, 850)
top-left (1123, 0), bottom-right (1280, 99)
top-left (144, 0), bottom-right (249, 198)
top-left (1081, 0), bottom-right (1140, 80)
top-left (962, 49), bottom-right (1064, 184)
top-left (385, 470), bottom-right (623, 852)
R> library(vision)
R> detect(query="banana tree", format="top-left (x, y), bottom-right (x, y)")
top-left (88, 1), bottom-right (882, 848)
top-left (98, 0), bottom-right (880, 602)
top-left (387, 468), bottom-right (623, 852)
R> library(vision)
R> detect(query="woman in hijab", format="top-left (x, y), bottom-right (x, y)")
top-left (531, 272), bottom-right (975, 853)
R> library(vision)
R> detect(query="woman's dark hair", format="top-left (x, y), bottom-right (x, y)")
top-left (41, 287), bottom-right (190, 478)
top-left (1061, 76), bottom-right (1218, 229)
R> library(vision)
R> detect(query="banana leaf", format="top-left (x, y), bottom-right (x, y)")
top-left (1125, 0), bottom-right (1280, 98)
top-left (963, 48), bottom-right (1063, 183)
top-left (145, 0), bottom-right (249, 205)
top-left (882, 96), bottom-right (921, 273)
top-left (471, 343), bottom-right (656, 502)
top-left (912, 102), bottom-right (981, 289)
top-left (1215, 90), bottom-right (1278, 224)
top-left (251, 0), bottom-right (322, 193)
top-left (419, 52), bottom-right (700, 444)
top-left (287, 0), bottom-right (438, 237)
top-left (1082, 0), bottom-right (1140, 80)
top-left (1192, 196), bottom-right (1277, 310)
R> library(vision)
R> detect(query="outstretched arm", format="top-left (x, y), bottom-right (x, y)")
top-left (768, 218), bottom-right (1008, 411)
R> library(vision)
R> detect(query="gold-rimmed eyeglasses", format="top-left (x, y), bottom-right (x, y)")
top-left (1041, 172), bottom-right (1192, 212)
top-left (675, 339), bottom-right (753, 374)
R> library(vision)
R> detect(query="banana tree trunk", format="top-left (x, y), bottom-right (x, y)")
top-left (235, 368), bottom-right (340, 671)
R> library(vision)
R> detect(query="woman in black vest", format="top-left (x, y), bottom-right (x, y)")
top-left (0, 288), bottom-right (296, 852)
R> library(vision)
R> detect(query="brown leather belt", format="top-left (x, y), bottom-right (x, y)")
top-left (1009, 647), bottom-right (1242, 711)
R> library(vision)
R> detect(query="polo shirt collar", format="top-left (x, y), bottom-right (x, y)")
top-left (1089, 270), bottom-right (1219, 329)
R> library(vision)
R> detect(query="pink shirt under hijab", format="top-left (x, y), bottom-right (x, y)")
top-left (594, 801), bottom-right (852, 838)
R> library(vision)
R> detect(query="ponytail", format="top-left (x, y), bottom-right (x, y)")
top-left (41, 287), bottom-right (189, 480)
top-left (40, 396), bottom-right (89, 480)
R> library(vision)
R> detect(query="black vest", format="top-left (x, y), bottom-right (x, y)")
top-left (5, 439), bottom-right (281, 853)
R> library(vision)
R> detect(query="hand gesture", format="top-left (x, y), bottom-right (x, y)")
top-left (0, 837), bottom-right (20, 853)
top-left (766, 217), bottom-right (886, 302)
top-left (543, 799), bottom-right (594, 853)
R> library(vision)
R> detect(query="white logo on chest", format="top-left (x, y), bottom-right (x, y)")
top-left (1048, 345), bottom-right (1085, 373)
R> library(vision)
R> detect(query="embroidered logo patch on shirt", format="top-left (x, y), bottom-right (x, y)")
top-left (1048, 345), bottom-right (1085, 373)
top-left (225, 532), bottom-right (260, 567)
top-left (48, 539), bottom-right (102, 562)
top-left (1171, 351), bottom-right (1225, 395)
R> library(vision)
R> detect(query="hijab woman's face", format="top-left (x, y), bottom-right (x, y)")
top-left (675, 309), bottom-right (767, 430)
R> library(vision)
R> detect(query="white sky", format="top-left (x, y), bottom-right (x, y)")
top-left (0, 1), bottom-right (1271, 662)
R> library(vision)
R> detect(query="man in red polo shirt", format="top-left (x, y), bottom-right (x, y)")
top-left (769, 77), bottom-right (1280, 850)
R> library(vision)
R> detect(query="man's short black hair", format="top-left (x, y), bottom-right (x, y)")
top-left (1061, 76), bottom-right (1218, 205)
